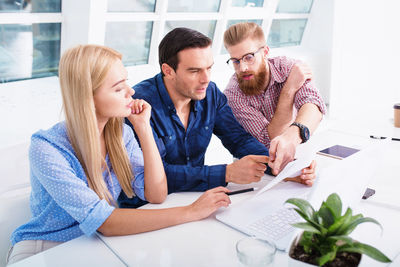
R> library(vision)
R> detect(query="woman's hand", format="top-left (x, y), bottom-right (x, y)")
top-left (127, 99), bottom-right (152, 130)
top-left (284, 160), bottom-right (317, 186)
top-left (187, 187), bottom-right (231, 221)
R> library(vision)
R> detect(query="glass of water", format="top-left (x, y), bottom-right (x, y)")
top-left (236, 236), bottom-right (276, 266)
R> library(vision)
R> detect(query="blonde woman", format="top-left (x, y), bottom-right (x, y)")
top-left (7, 45), bottom-right (231, 265)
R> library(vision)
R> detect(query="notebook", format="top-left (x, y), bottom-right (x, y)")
top-left (216, 143), bottom-right (382, 251)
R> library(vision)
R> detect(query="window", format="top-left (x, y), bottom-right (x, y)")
top-left (164, 20), bottom-right (216, 39)
top-left (276, 0), bottom-right (313, 13)
top-left (231, 0), bottom-right (264, 7)
top-left (105, 22), bottom-right (153, 66)
top-left (107, 0), bottom-right (156, 13)
top-left (0, 0), bottom-right (314, 83)
top-left (266, 0), bottom-right (314, 48)
top-left (267, 19), bottom-right (307, 48)
top-left (0, 0), bottom-right (61, 13)
top-left (0, 0), bottom-right (61, 83)
top-left (168, 0), bottom-right (220, 12)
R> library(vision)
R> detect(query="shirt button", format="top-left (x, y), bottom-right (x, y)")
top-left (169, 136), bottom-right (172, 140)
top-left (186, 157), bottom-right (190, 161)
top-left (205, 126), bottom-right (208, 130)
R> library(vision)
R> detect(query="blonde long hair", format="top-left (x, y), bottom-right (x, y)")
top-left (59, 44), bottom-right (134, 204)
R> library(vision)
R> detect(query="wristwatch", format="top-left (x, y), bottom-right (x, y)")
top-left (290, 122), bottom-right (310, 143)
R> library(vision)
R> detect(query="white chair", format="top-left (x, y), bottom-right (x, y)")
top-left (0, 142), bottom-right (31, 267)
top-left (0, 186), bottom-right (31, 267)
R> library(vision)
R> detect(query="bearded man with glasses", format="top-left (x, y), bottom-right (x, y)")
top-left (224, 22), bottom-right (326, 176)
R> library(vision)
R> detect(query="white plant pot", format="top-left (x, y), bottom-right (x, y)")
top-left (288, 235), bottom-right (317, 267)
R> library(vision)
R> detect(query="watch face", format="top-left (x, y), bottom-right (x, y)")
top-left (303, 127), bottom-right (310, 141)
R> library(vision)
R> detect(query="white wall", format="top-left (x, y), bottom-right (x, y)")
top-left (329, 0), bottom-right (400, 122)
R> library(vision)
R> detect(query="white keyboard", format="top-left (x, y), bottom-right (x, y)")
top-left (247, 208), bottom-right (300, 241)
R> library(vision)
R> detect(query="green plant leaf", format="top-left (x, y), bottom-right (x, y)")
top-left (328, 235), bottom-right (355, 246)
top-left (333, 207), bottom-right (354, 235)
top-left (327, 208), bottom-right (350, 235)
top-left (316, 250), bottom-right (337, 266)
top-left (317, 202), bottom-right (335, 228)
top-left (341, 217), bottom-right (383, 236)
top-left (292, 222), bottom-right (321, 234)
top-left (286, 198), bottom-right (315, 219)
top-left (338, 242), bottom-right (392, 263)
top-left (299, 232), bottom-right (314, 254)
top-left (292, 208), bottom-right (325, 233)
top-left (325, 193), bottom-right (342, 219)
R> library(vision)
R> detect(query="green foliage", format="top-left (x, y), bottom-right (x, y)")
top-left (286, 193), bottom-right (391, 266)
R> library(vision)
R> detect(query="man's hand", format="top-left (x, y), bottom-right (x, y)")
top-left (283, 62), bottom-right (313, 94)
top-left (226, 155), bottom-right (269, 184)
top-left (268, 126), bottom-right (302, 175)
top-left (284, 160), bottom-right (316, 186)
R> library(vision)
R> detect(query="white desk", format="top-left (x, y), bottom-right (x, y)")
top-left (8, 235), bottom-right (126, 267)
top-left (96, 128), bottom-right (400, 267)
top-left (10, 126), bottom-right (400, 267)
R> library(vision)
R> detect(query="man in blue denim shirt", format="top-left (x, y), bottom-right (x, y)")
top-left (119, 28), bottom-right (314, 208)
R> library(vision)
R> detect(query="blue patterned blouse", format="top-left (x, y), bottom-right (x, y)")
top-left (11, 122), bottom-right (145, 244)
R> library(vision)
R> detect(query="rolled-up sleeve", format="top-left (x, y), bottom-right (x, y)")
top-left (79, 199), bottom-right (114, 235)
top-left (294, 80), bottom-right (327, 115)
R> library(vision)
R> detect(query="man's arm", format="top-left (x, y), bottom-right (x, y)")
top-left (268, 62), bottom-right (326, 175)
top-left (268, 103), bottom-right (323, 174)
top-left (213, 88), bottom-right (271, 184)
top-left (267, 62), bottom-right (313, 140)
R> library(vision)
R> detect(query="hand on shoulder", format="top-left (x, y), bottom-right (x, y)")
top-left (283, 61), bottom-right (313, 94)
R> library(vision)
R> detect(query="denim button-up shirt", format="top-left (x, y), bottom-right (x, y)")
top-left (126, 73), bottom-right (268, 194)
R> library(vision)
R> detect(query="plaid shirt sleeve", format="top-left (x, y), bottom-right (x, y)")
top-left (276, 56), bottom-right (327, 114)
top-left (294, 79), bottom-right (327, 114)
top-left (224, 77), bottom-right (271, 148)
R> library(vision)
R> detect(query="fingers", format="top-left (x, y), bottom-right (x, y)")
top-left (295, 61), bottom-right (313, 78)
top-left (208, 186), bottom-right (230, 194)
top-left (270, 151), bottom-right (292, 175)
top-left (284, 171), bottom-right (316, 186)
top-left (269, 141), bottom-right (277, 162)
top-left (248, 155), bottom-right (269, 164)
top-left (205, 187), bottom-right (232, 206)
top-left (131, 99), bottom-right (144, 114)
top-left (268, 138), bottom-right (295, 175)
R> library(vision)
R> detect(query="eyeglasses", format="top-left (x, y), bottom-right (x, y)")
top-left (226, 47), bottom-right (265, 69)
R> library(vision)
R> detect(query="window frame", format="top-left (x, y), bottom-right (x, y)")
top-left (0, 0), bottom-right (314, 84)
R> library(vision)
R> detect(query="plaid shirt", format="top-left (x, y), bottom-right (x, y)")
top-left (224, 56), bottom-right (327, 148)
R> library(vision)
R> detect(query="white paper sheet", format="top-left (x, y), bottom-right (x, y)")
top-left (254, 153), bottom-right (315, 197)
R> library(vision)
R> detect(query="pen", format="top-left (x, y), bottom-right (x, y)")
top-left (226, 188), bottom-right (254, 196)
top-left (369, 135), bottom-right (400, 141)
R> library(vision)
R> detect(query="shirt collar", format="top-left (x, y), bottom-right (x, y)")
top-left (155, 72), bottom-right (200, 114)
top-left (156, 73), bottom-right (176, 113)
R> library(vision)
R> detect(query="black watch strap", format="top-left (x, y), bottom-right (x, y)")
top-left (290, 122), bottom-right (310, 143)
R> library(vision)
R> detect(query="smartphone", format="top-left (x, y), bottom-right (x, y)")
top-left (317, 145), bottom-right (360, 160)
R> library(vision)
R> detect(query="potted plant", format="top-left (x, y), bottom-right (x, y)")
top-left (285, 193), bottom-right (391, 266)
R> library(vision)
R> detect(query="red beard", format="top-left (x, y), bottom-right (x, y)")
top-left (237, 60), bottom-right (267, 96)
